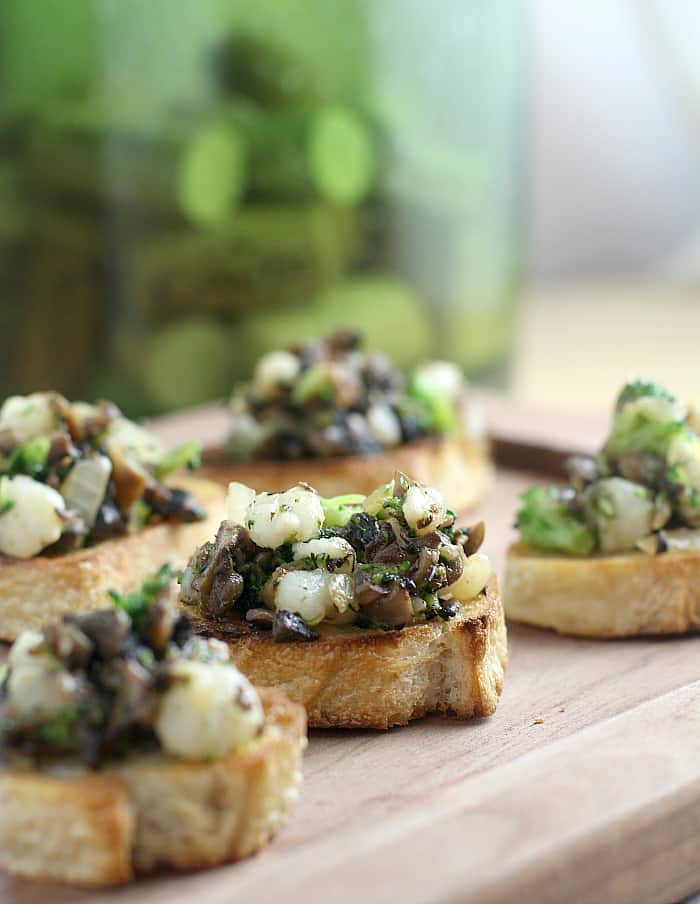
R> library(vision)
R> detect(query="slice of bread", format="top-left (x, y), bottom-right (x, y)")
top-left (0, 688), bottom-right (306, 886)
top-left (504, 541), bottom-right (700, 638)
top-left (0, 476), bottom-right (225, 642)
top-left (201, 434), bottom-right (493, 513)
top-left (189, 576), bottom-right (507, 729)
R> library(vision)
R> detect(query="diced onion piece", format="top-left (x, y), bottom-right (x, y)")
top-left (247, 486), bottom-right (324, 548)
top-left (583, 477), bottom-right (654, 554)
top-left (105, 417), bottom-right (164, 467)
top-left (0, 393), bottom-right (58, 442)
top-left (252, 350), bottom-right (300, 400)
top-left (366, 404), bottom-right (402, 447)
top-left (412, 361), bottom-right (464, 403)
top-left (0, 475), bottom-right (64, 558)
top-left (60, 455), bottom-right (112, 526)
top-left (226, 481), bottom-right (256, 526)
top-left (292, 537), bottom-right (356, 573)
top-left (402, 484), bottom-right (448, 535)
top-left (156, 660), bottom-right (263, 759)
top-left (227, 412), bottom-right (268, 458)
top-left (363, 480), bottom-right (392, 516)
top-left (668, 432), bottom-right (700, 489)
top-left (185, 636), bottom-right (232, 663)
top-left (654, 527), bottom-right (700, 551)
top-left (8, 630), bottom-right (47, 669)
top-left (327, 572), bottom-right (355, 614)
top-left (439, 551), bottom-right (492, 602)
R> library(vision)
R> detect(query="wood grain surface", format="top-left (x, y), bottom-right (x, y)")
top-left (2, 404), bottom-right (699, 904)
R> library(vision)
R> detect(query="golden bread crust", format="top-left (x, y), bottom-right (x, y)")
top-left (0, 688), bottom-right (306, 886)
top-left (200, 434), bottom-right (493, 513)
top-left (504, 541), bottom-right (700, 637)
top-left (190, 576), bottom-right (507, 729)
top-left (0, 476), bottom-right (225, 641)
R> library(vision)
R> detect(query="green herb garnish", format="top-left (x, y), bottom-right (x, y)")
top-left (39, 704), bottom-right (79, 747)
top-left (154, 441), bottom-right (201, 481)
top-left (3, 435), bottom-right (51, 479)
top-left (109, 563), bottom-right (175, 628)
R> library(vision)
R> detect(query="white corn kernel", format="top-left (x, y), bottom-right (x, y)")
top-left (292, 537), bottom-right (356, 573)
top-left (0, 393), bottom-right (58, 442)
top-left (0, 475), bottom-right (64, 558)
top-left (273, 569), bottom-right (329, 625)
top-left (366, 404), bottom-right (402, 447)
top-left (226, 481), bottom-right (256, 525)
top-left (413, 361), bottom-right (464, 402)
top-left (439, 551), bottom-right (492, 602)
top-left (247, 487), bottom-right (324, 548)
top-left (6, 630), bottom-right (78, 725)
top-left (252, 351), bottom-right (300, 400)
top-left (402, 484), bottom-right (448, 535)
top-left (156, 661), bottom-right (263, 759)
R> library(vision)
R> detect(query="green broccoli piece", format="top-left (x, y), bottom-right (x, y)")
top-left (108, 563), bottom-right (176, 628)
top-left (38, 704), bottom-right (79, 748)
top-left (291, 364), bottom-right (334, 405)
top-left (0, 478), bottom-right (14, 516)
top-left (407, 379), bottom-right (458, 434)
top-left (154, 440), bottom-right (201, 481)
top-left (606, 380), bottom-right (686, 459)
top-left (3, 435), bottom-right (51, 479)
top-left (614, 379), bottom-right (678, 412)
top-left (515, 486), bottom-right (596, 556)
top-left (321, 493), bottom-right (366, 527)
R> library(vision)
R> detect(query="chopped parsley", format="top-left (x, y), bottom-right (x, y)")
top-left (109, 563), bottom-right (175, 628)
top-left (154, 440), bottom-right (201, 481)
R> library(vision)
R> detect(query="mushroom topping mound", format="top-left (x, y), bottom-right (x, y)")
top-left (0, 391), bottom-right (205, 558)
top-left (226, 330), bottom-right (469, 461)
top-left (180, 472), bottom-right (492, 640)
top-left (515, 379), bottom-right (700, 556)
top-left (0, 565), bottom-right (263, 766)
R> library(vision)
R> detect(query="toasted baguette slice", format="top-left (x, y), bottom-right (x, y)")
top-left (200, 434), bottom-right (493, 513)
top-left (504, 541), bottom-right (700, 638)
top-left (0, 688), bottom-right (306, 887)
top-left (190, 576), bottom-right (506, 729)
top-left (0, 476), bottom-right (225, 642)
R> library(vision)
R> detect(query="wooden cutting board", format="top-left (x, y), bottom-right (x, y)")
top-left (4, 401), bottom-right (700, 904)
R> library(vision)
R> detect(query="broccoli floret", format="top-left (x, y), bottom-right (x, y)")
top-left (291, 364), bottom-right (334, 405)
top-left (407, 380), bottom-right (458, 434)
top-left (614, 379), bottom-right (678, 412)
top-left (515, 486), bottom-right (596, 556)
top-left (2, 435), bottom-right (51, 480)
top-left (108, 563), bottom-right (176, 629)
top-left (605, 380), bottom-right (686, 459)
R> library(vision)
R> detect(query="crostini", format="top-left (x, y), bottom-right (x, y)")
top-left (0, 391), bottom-right (224, 639)
top-left (505, 379), bottom-right (700, 637)
top-left (180, 472), bottom-right (507, 728)
top-left (0, 567), bottom-right (306, 886)
top-left (201, 330), bottom-right (492, 511)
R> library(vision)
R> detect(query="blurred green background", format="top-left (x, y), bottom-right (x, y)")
top-left (0, 0), bottom-right (521, 415)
